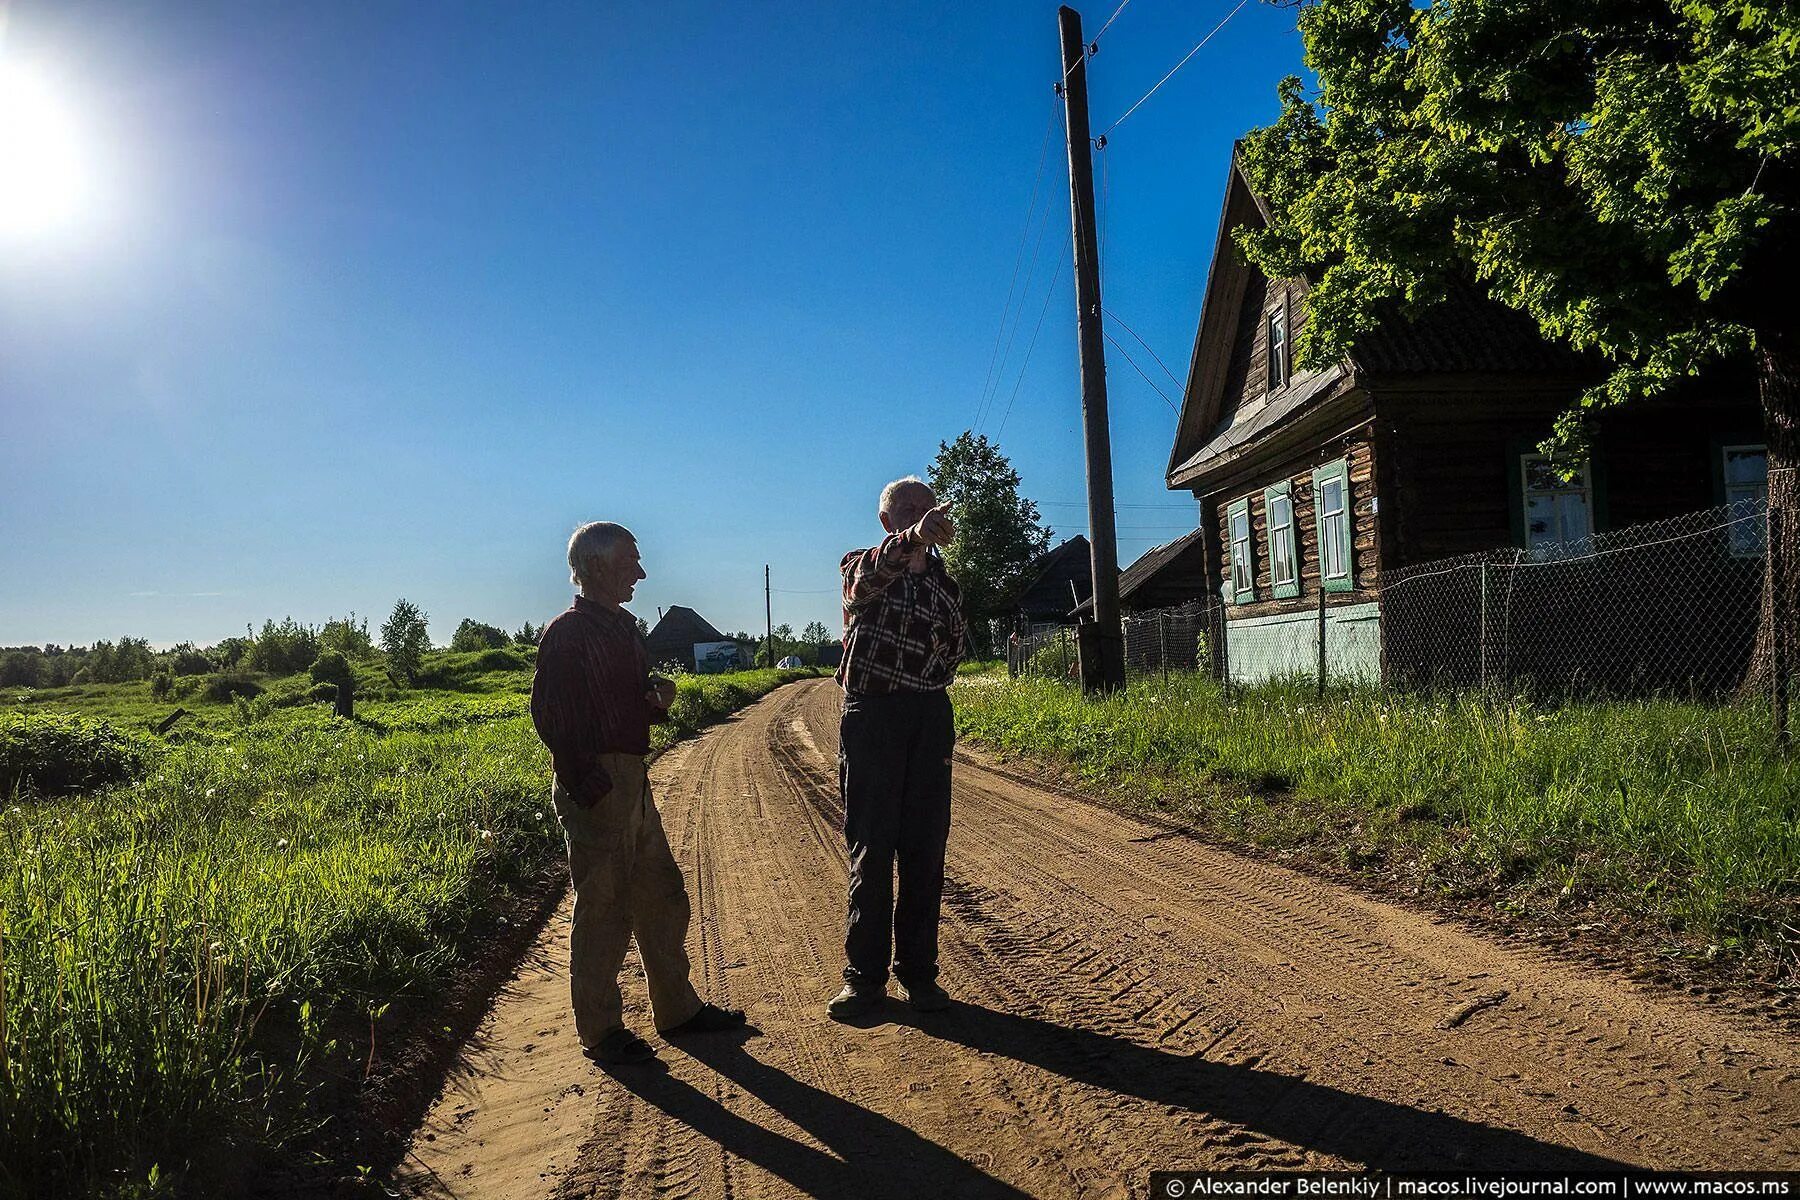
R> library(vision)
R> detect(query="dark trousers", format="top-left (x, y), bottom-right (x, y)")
top-left (839, 688), bottom-right (954, 988)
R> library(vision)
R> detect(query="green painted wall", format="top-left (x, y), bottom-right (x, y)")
top-left (1224, 601), bottom-right (1380, 685)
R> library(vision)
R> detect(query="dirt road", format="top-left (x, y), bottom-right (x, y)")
top-left (399, 678), bottom-right (1800, 1198)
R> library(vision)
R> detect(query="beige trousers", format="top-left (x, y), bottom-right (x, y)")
top-left (553, 752), bottom-right (703, 1045)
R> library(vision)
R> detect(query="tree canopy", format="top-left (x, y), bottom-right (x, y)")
top-left (929, 431), bottom-right (1052, 656)
top-left (1236, 0), bottom-right (1796, 455)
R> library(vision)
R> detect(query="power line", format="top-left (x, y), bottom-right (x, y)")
top-left (995, 232), bottom-right (1072, 437)
top-left (975, 100), bottom-right (1060, 432)
top-left (1102, 305), bottom-right (1183, 389)
top-left (1104, 0), bottom-right (1251, 137)
top-left (1103, 327), bottom-right (1179, 414)
top-left (978, 120), bottom-right (1063, 433)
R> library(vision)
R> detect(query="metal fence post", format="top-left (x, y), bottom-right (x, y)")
top-left (1773, 489), bottom-right (1790, 752)
top-left (1316, 584), bottom-right (1327, 700)
top-left (1478, 561), bottom-right (1489, 696)
top-left (1158, 612), bottom-right (1168, 684)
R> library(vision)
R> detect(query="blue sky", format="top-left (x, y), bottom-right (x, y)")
top-left (0, 0), bottom-right (1304, 648)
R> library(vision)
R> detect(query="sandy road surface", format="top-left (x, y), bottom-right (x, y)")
top-left (399, 678), bottom-right (1800, 1198)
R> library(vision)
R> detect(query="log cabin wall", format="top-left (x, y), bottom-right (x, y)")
top-left (1207, 431), bottom-right (1381, 621)
top-left (1375, 384), bottom-right (1763, 570)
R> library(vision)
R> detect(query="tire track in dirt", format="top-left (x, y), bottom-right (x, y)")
top-left (402, 679), bottom-right (1800, 1200)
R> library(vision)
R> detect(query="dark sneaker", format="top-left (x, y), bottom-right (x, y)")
top-left (660, 1002), bottom-right (748, 1037)
top-left (899, 979), bottom-right (950, 1012)
top-left (585, 1027), bottom-right (657, 1065)
top-left (827, 983), bottom-right (885, 1020)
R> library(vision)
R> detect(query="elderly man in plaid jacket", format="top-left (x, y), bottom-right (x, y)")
top-left (828, 476), bottom-right (968, 1019)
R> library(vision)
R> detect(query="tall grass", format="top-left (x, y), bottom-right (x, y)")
top-left (0, 667), bottom-right (820, 1197)
top-left (953, 673), bottom-right (1800, 962)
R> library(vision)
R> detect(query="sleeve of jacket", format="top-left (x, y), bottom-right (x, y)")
top-left (841, 532), bottom-right (916, 611)
top-left (528, 629), bottom-right (612, 806)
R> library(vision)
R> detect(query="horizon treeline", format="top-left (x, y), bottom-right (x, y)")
top-left (0, 610), bottom-right (546, 690)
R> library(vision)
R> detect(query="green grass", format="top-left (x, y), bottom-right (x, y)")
top-left (953, 672), bottom-right (1800, 969)
top-left (0, 663), bottom-right (822, 1198)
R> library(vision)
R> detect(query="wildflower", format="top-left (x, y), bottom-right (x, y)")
top-left (276, 838), bottom-right (290, 850)
top-left (479, 829), bottom-right (494, 841)
top-left (205, 788), bottom-right (217, 799)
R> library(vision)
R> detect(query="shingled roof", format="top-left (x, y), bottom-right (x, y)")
top-left (644, 605), bottom-right (728, 669)
top-left (1350, 276), bottom-right (1589, 376)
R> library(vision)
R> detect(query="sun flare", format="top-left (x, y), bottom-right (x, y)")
top-left (0, 60), bottom-right (91, 238)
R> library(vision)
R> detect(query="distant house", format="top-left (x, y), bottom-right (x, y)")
top-left (1013, 536), bottom-right (1093, 626)
top-left (645, 606), bottom-right (739, 673)
top-left (1161, 150), bottom-right (1766, 684)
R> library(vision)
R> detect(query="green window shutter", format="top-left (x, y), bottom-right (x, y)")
top-left (1312, 458), bottom-right (1353, 594)
top-left (1264, 480), bottom-right (1299, 600)
top-left (1226, 496), bottom-right (1255, 605)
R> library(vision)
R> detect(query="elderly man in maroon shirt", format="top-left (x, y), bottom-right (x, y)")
top-left (530, 521), bottom-right (745, 1065)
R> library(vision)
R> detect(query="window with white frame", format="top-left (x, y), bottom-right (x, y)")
top-left (1521, 454), bottom-right (1592, 554)
top-left (1722, 443), bottom-right (1769, 557)
top-left (1313, 458), bottom-right (1353, 592)
top-left (1266, 303), bottom-right (1289, 393)
top-left (1227, 498), bottom-right (1255, 604)
top-left (1265, 481), bottom-right (1298, 598)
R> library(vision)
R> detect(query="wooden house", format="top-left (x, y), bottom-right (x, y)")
top-left (1164, 152), bottom-right (1767, 685)
top-left (1013, 536), bottom-right (1093, 625)
top-left (645, 606), bottom-right (736, 673)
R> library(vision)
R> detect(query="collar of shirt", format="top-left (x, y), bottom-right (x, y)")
top-left (571, 594), bottom-right (638, 633)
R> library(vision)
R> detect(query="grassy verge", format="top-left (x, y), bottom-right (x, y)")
top-left (952, 671), bottom-right (1799, 976)
top-left (0, 666), bottom-right (822, 1198)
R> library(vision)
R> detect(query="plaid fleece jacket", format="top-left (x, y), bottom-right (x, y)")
top-left (837, 532), bottom-right (968, 695)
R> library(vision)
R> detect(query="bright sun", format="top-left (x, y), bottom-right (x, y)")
top-left (0, 61), bottom-right (92, 238)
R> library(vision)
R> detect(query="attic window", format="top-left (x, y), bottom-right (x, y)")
top-left (1266, 303), bottom-right (1289, 393)
top-left (1722, 444), bottom-right (1768, 557)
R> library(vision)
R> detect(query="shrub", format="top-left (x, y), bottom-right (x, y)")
top-left (0, 712), bottom-right (154, 798)
top-left (449, 619), bottom-right (509, 653)
top-left (203, 675), bottom-right (264, 703)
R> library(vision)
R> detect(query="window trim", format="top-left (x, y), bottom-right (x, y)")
top-left (1264, 480), bottom-right (1299, 599)
top-left (1312, 457), bottom-right (1353, 594)
top-left (1518, 451), bottom-right (1594, 555)
top-left (1265, 295), bottom-right (1290, 394)
top-left (1719, 440), bottom-right (1770, 559)
top-left (1226, 496), bottom-right (1256, 605)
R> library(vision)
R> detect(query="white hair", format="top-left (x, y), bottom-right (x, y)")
top-left (879, 476), bottom-right (933, 515)
top-left (567, 521), bottom-right (635, 586)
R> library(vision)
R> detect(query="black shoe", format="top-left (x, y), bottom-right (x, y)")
top-left (827, 983), bottom-right (885, 1020)
top-left (660, 1002), bottom-right (747, 1037)
top-left (584, 1027), bottom-right (657, 1064)
top-left (898, 979), bottom-right (950, 1012)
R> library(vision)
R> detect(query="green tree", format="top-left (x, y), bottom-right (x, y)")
top-left (310, 650), bottom-right (357, 719)
top-left (449, 618), bottom-right (508, 653)
top-left (801, 620), bottom-right (832, 662)
top-left (0, 652), bottom-right (44, 688)
top-left (165, 643), bottom-right (212, 676)
top-left (928, 431), bottom-right (1052, 657)
top-left (245, 618), bottom-right (319, 676)
top-left (1234, 0), bottom-right (1797, 688)
top-left (319, 614), bottom-right (376, 660)
top-left (380, 599), bottom-right (431, 687)
top-left (513, 621), bottom-right (540, 646)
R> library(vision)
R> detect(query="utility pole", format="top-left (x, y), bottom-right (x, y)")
top-left (765, 564), bottom-right (773, 668)
top-left (1058, 4), bottom-right (1126, 694)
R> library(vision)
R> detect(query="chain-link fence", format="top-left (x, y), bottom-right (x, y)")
top-left (1121, 600), bottom-right (1211, 683)
top-left (1380, 498), bottom-right (1770, 699)
top-left (1003, 488), bottom-right (1794, 729)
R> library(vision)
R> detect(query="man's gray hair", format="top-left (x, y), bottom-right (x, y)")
top-left (879, 475), bottom-right (933, 515)
top-left (567, 521), bottom-right (635, 586)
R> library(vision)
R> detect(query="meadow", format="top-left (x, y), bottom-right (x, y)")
top-left (953, 669), bottom-right (1800, 976)
top-left (0, 656), bottom-right (821, 1198)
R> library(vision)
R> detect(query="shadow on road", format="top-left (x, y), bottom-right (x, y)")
top-left (880, 999), bottom-right (1631, 1171)
top-left (607, 1030), bottom-right (1028, 1199)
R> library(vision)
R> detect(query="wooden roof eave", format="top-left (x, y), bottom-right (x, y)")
top-left (1168, 378), bottom-right (1373, 499)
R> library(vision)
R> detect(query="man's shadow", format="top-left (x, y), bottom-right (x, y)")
top-left (604, 1030), bottom-right (1028, 1198)
top-left (874, 1000), bottom-right (1630, 1171)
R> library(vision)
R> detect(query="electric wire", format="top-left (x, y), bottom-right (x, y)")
top-left (995, 231), bottom-right (1072, 437)
top-left (975, 100), bottom-right (1060, 432)
top-left (1102, 305), bottom-right (1183, 388)
top-left (1103, 327), bottom-right (1179, 414)
top-left (978, 117), bottom-right (1063, 433)
top-left (1104, 0), bottom-right (1251, 137)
